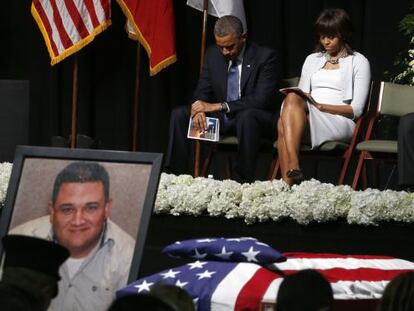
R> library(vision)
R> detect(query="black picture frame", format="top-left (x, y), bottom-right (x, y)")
top-left (0, 145), bottom-right (163, 284)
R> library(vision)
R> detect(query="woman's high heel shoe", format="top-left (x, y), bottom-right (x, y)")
top-left (286, 168), bottom-right (304, 183)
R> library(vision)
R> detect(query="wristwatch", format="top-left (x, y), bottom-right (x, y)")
top-left (220, 102), bottom-right (228, 112)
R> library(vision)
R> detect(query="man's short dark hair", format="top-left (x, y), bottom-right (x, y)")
top-left (276, 269), bottom-right (333, 311)
top-left (214, 15), bottom-right (244, 37)
top-left (52, 162), bottom-right (110, 204)
top-left (379, 271), bottom-right (414, 311)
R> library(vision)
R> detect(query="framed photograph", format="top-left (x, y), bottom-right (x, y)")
top-left (187, 117), bottom-right (220, 142)
top-left (0, 145), bottom-right (163, 290)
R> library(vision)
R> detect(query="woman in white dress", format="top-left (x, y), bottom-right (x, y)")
top-left (277, 8), bottom-right (371, 186)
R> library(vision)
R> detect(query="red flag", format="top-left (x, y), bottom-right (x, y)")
top-left (31, 0), bottom-right (111, 65)
top-left (117, 0), bottom-right (177, 76)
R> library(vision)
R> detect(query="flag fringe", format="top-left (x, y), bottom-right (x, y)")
top-left (116, 0), bottom-right (152, 55)
top-left (149, 54), bottom-right (177, 76)
top-left (31, 3), bottom-right (111, 66)
top-left (117, 0), bottom-right (176, 75)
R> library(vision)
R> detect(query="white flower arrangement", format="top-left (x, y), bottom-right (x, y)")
top-left (0, 162), bottom-right (413, 226)
top-left (154, 173), bottom-right (414, 226)
top-left (0, 162), bottom-right (12, 208)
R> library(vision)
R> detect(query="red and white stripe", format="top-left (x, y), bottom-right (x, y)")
top-left (211, 263), bottom-right (279, 311)
top-left (31, 0), bottom-right (111, 65)
top-left (211, 253), bottom-right (414, 310)
top-left (274, 253), bottom-right (414, 299)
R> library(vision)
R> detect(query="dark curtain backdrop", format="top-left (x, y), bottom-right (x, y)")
top-left (0, 0), bottom-right (411, 155)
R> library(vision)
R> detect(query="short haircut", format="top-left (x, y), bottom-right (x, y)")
top-left (149, 282), bottom-right (196, 311)
top-left (108, 294), bottom-right (174, 311)
top-left (379, 271), bottom-right (414, 311)
top-left (314, 8), bottom-right (354, 54)
top-left (51, 162), bottom-right (110, 204)
top-left (214, 15), bottom-right (243, 37)
top-left (276, 269), bottom-right (333, 311)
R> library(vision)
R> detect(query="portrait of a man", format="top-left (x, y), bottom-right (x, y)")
top-left (10, 161), bottom-right (136, 311)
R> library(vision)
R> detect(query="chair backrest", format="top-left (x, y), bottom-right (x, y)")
top-left (280, 77), bottom-right (299, 88)
top-left (378, 81), bottom-right (414, 116)
top-left (364, 80), bottom-right (380, 115)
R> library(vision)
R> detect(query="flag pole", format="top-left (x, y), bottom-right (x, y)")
top-left (70, 55), bottom-right (79, 148)
top-left (132, 44), bottom-right (142, 151)
top-left (199, 0), bottom-right (209, 72)
top-left (194, 0), bottom-right (209, 177)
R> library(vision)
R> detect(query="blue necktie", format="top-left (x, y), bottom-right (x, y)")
top-left (227, 60), bottom-right (239, 102)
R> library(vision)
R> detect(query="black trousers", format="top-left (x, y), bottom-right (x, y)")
top-left (165, 105), bottom-right (277, 182)
top-left (398, 112), bottom-right (414, 186)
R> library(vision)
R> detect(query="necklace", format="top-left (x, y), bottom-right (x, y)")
top-left (326, 48), bottom-right (347, 64)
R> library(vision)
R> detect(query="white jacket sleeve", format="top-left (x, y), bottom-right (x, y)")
top-left (350, 54), bottom-right (371, 119)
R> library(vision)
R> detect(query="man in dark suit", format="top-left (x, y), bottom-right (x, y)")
top-left (165, 15), bottom-right (280, 183)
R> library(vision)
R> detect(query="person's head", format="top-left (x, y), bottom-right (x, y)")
top-left (214, 15), bottom-right (246, 61)
top-left (378, 271), bottom-right (414, 311)
top-left (0, 235), bottom-right (70, 310)
top-left (276, 269), bottom-right (333, 311)
top-left (0, 283), bottom-right (46, 311)
top-left (107, 294), bottom-right (175, 311)
top-left (149, 282), bottom-right (195, 311)
top-left (314, 8), bottom-right (354, 55)
top-left (48, 162), bottom-right (112, 258)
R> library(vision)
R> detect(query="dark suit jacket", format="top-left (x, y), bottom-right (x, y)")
top-left (192, 42), bottom-right (280, 115)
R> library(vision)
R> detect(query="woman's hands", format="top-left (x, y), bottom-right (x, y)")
top-left (313, 102), bottom-right (354, 118)
top-left (315, 103), bottom-right (325, 111)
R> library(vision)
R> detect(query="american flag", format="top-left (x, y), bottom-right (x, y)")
top-left (118, 252), bottom-right (414, 311)
top-left (275, 253), bottom-right (414, 300)
top-left (162, 237), bottom-right (285, 264)
top-left (31, 0), bottom-right (111, 65)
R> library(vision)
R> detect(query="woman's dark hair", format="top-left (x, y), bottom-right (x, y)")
top-left (314, 8), bottom-right (354, 54)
